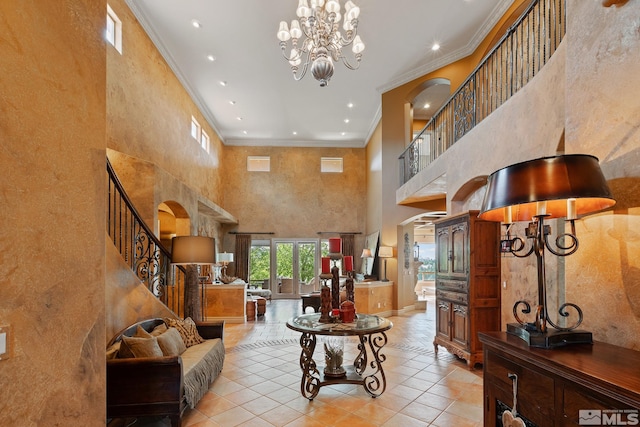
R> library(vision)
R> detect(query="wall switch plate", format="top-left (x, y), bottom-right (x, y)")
top-left (0, 325), bottom-right (11, 361)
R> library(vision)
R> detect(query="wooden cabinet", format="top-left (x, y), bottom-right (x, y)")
top-left (479, 332), bottom-right (640, 426)
top-left (433, 210), bottom-right (501, 369)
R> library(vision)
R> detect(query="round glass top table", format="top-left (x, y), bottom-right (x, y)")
top-left (286, 313), bottom-right (393, 400)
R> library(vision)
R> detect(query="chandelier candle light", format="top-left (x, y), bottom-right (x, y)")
top-left (277, 0), bottom-right (365, 87)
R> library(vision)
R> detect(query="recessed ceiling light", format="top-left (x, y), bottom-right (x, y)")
top-left (293, 131), bottom-right (297, 135)
top-left (207, 55), bottom-right (216, 62)
top-left (191, 19), bottom-right (201, 28)
top-left (243, 130), bottom-right (248, 135)
top-left (219, 81), bottom-right (227, 86)
top-left (432, 43), bottom-right (440, 51)
top-left (344, 118), bottom-right (350, 123)
top-left (236, 117), bottom-right (243, 121)
top-left (229, 100), bottom-right (236, 105)
top-left (424, 103), bottom-right (430, 109)
top-left (347, 102), bottom-right (354, 108)
top-left (341, 132), bottom-right (346, 136)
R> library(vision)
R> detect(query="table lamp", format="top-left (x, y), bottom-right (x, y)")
top-left (478, 154), bottom-right (615, 348)
top-left (377, 246), bottom-right (393, 282)
top-left (171, 236), bottom-right (216, 321)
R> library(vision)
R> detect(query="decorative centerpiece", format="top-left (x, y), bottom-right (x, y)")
top-left (323, 338), bottom-right (345, 378)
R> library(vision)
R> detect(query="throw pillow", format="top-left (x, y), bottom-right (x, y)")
top-left (150, 323), bottom-right (168, 336)
top-left (163, 317), bottom-right (204, 347)
top-left (106, 342), bottom-right (120, 360)
top-left (134, 325), bottom-right (153, 338)
top-left (156, 327), bottom-right (187, 356)
top-left (118, 335), bottom-right (163, 358)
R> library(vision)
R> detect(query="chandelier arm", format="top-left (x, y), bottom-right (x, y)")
top-left (545, 303), bottom-right (584, 331)
top-left (340, 25), bottom-right (359, 45)
top-left (291, 52), bottom-right (312, 81)
top-left (340, 54), bottom-right (363, 70)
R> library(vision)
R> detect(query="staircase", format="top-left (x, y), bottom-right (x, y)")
top-left (106, 158), bottom-right (184, 315)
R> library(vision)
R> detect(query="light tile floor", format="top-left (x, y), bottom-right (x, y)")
top-left (111, 299), bottom-right (483, 427)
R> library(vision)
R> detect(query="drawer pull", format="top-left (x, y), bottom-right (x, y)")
top-left (501, 373), bottom-right (526, 427)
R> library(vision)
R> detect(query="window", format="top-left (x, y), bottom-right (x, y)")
top-left (191, 116), bottom-right (201, 140)
top-left (106, 5), bottom-right (122, 54)
top-left (247, 156), bottom-right (270, 172)
top-left (201, 130), bottom-right (210, 153)
top-left (321, 157), bottom-right (343, 173)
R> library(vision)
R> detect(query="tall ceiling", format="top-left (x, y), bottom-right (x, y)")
top-left (126, 0), bottom-right (514, 148)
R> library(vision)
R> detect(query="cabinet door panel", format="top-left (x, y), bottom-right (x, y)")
top-left (436, 228), bottom-right (451, 275)
top-left (450, 223), bottom-right (468, 276)
top-left (436, 301), bottom-right (451, 339)
top-left (452, 304), bottom-right (468, 346)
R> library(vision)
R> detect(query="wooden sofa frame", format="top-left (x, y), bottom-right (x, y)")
top-left (106, 318), bottom-right (224, 427)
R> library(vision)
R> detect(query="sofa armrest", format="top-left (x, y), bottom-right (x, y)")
top-left (195, 321), bottom-right (224, 341)
top-left (107, 355), bottom-right (184, 417)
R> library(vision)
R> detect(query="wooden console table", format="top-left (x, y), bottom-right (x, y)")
top-left (479, 332), bottom-right (640, 426)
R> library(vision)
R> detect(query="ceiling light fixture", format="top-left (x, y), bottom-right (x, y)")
top-left (219, 81), bottom-right (227, 86)
top-left (191, 19), bottom-right (201, 29)
top-left (424, 103), bottom-right (430, 109)
top-left (432, 43), bottom-right (440, 51)
top-left (277, 0), bottom-right (365, 87)
top-left (207, 55), bottom-right (216, 61)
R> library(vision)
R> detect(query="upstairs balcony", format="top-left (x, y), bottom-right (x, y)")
top-left (398, 0), bottom-right (565, 204)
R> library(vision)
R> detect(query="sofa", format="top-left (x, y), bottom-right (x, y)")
top-left (106, 317), bottom-right (225, 427)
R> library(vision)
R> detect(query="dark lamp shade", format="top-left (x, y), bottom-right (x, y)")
top-left (479, 154), bottom-right (615, 222)
top-left (171, 236), bottom-right (216, 265)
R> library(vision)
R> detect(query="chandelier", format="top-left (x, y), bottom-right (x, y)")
top-left (276, 0), bottom-right (365, 87)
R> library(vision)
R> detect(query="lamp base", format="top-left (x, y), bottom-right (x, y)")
top-left (506, 323), bottom-right (593, 349)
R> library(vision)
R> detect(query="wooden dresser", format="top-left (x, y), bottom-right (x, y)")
top-left (479, 331), bottom-right (640, 426)
top-left (433, 210), bottom-right (501, 368)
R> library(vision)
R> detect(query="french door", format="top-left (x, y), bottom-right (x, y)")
top-left (272, 239), bottom-right (319, 298)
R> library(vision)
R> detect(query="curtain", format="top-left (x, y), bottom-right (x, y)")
top-left (235, 234), bottom-right (251, 283)
top-left (340, 234), bottom-right (355, 260)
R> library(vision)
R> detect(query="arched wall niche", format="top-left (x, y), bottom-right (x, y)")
top-left (158, 200), bottom-right (191, 249)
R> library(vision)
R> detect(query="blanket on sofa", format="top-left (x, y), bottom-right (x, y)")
top-left (181, 337), bottom-right (225, 408)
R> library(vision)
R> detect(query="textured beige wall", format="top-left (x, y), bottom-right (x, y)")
top-left (0, 0), bottom-right (106, 425)
top-left (564, 0), bottom-right (640, 349)
top-left (107, 0), bottom-right (224, 207)
top-left (221, 145), bottom-right (367, 255)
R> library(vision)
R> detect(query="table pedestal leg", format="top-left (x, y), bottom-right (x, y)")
top-left (356, 332), bottom-right (388, 397)
top-left (298, 332), bottom-right (320, 400)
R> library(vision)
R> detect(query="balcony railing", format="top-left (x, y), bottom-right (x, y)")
top-left (399, 0), bottom-right (565, 185)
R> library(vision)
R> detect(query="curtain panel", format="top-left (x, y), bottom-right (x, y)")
top-left (235, 234), bottom-right (251, 282)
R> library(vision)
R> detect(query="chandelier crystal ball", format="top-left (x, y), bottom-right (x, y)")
top-left (277, 0), bottom-right (365, 87)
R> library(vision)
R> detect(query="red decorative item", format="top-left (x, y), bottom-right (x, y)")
top-left (329, 237), bottom-right (341, 254)
top-left (321, 257), bottom-right (331, 274)
top-left (339, 300), bottom-right (356, 323)
top-left (343, 255), bottom-right (353, 272)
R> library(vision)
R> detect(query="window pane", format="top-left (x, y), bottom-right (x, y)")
top-left (247, 156), bottom-right (270, 172)
top-left (321, 157), bottom-right (343, 173)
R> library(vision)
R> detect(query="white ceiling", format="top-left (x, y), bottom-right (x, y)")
top-left (126, 0), bottom-right (514, 148)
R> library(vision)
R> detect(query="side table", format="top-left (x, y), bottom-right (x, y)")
top-left (286, 313), bottom-right (393, 400)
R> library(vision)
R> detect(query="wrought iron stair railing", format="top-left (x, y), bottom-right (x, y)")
top-left (107, 158), bottom-right (184, 314)
top-left (399, 0), bottom-right (565, 185)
